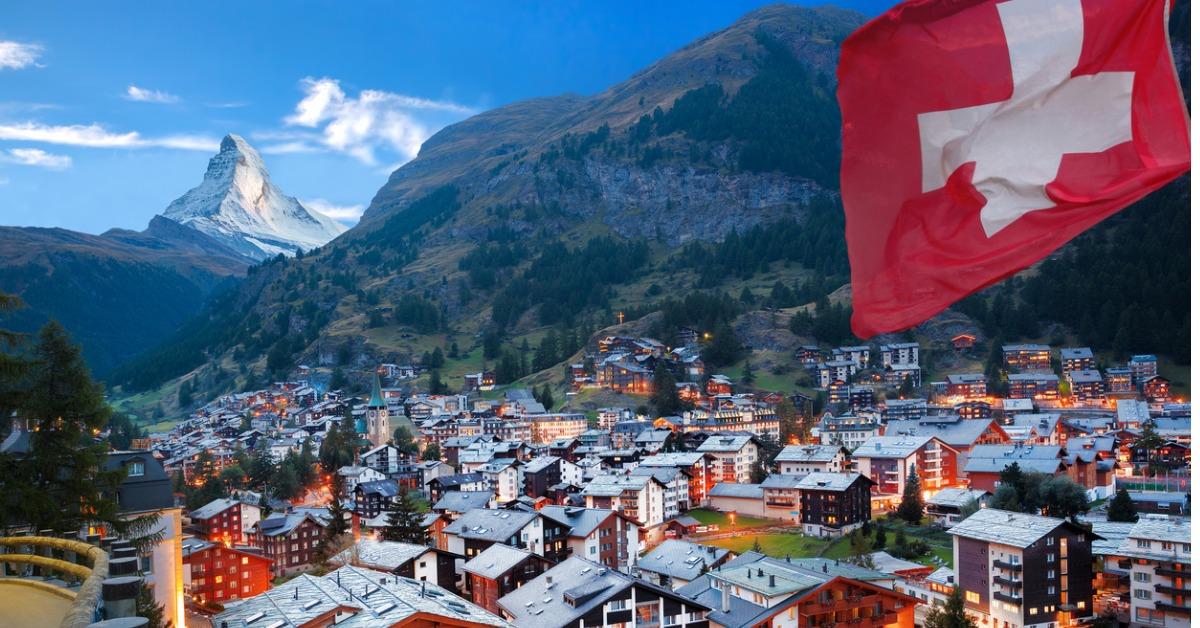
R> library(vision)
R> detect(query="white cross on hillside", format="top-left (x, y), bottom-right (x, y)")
top-left (917, 0), bottom-right (1135, 237)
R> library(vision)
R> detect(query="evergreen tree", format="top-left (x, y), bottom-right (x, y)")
top-left (650, 364), bottom-right (684, 417)
top-left (924, 586), bottom-right (976, 628)
top-left (1107, 488), bottom-right (1139, 522)
top-left (422, 442), bottom-right (442, 462)
top-left (848, 529), bottom-right (875, 568)
top-left (393, 426), bottom-right (419, 457)
top-left (381, 491), bottom-right (429, 545)
top-left (896, 464), bottom-right (924, 524)
top-left (775, 398), bottom-right (799, 443)
top-left (751, 537), bottom-right (763, 553)
top-left (136, 582), bottom-right (170, 628)
top-left (874, 524), bottom-right (887, 550)
top-left (427, 370), bottom-right (447, 395)
top-left (6, 321), bottom-right (131, 535)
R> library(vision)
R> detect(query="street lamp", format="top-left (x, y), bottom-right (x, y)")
top-left (728, 512), bottom-right (736, 534)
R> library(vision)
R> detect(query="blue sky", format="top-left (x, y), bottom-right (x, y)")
top-left (0, 1), bottom-right (889, 234)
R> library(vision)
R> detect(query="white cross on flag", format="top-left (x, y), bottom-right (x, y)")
top-left (838, 0), bottom-right (1190, 337)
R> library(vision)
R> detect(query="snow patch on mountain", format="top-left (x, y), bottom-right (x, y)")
top-left (161, 134), bottom-right (346, 261)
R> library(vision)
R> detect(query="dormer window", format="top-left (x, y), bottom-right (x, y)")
top-left (127, 460), bottom-right (145, 477)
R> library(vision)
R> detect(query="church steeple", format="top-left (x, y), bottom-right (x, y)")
top-left (366, 373), bottom-right (389, 447)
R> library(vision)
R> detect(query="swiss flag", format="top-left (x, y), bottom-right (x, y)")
top-left (838, 0), bottom-right (1190, 338)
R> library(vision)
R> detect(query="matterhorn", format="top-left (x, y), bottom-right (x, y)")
top-left (160, 134), bottom-right (346, 261)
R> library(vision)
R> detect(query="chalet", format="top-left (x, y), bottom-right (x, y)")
top-left (463, 370), bottom-right (497, 392)
top-left (954, 400), bottom-right (992, 420)
top-left (417, 460), bottom-right (454, 497)
top-left (773, 444), bottom-right (848, 475)
top-left (598, 356), bottom-right (652, 394)
top-left (497, 556), bottom-right (711, 627)
top-left (478, 459), bottom-right (524, 503)
top-left (530, 413), bottom-right (588, 444)
top-left (637, 540), bottom-right (731, 590)
top-left (1143, 375), bottom-right (1171, 402)
top-left (353, 479), bottom-right (400, 519)
top-left (948, 509), bottom-right (1099, 628)
top-left (1108, 516), bottom-right (1190, 628)
top-left (1001, 343), bottom-right (1051, 371)
top-left (250, 511), bottom-right (329, 577)
top-left (951, 333), bottom-right (977, 350)
top-left (676, 553), bottom-right (920, 628)
top-left (547, 437), bottom-right (581, 461)
top-left (706, 374), bottom-right (734, 396)
top-left (1005, 413), bottom-right (1065, 445)
top-left (540, 505), bottom-right (642, 573)
top-left (181, 539), bottom-right (273, 604)
top-left (785, 472), bottom-right (873, 536)
top-left (1007, 372), bottom-right (1060, 400)
top-left (464, 544), bottom-right (553, 615)
top-left (630, 465), bottom-right (690, 520)
top-left (337, 465), bottom-right (386, 496)
top-left (883, 398), bottom-right (927, 421)
top-left (794, 345), bottom-right (822, 365)
top-left (946, 373), bottom-right (987, 399)
top-left (330, 539), bottom-right (459, 592)
top-left (707, 482), bottom-right (766, 518)
top-left (441, 508), bottom-right (546, 565)
top-left (924, 488), bottom-right (991, 527)
top-left (817, 360), bottom-right (856, 389)
top-left (884, 416), bottom-right (1011, 472)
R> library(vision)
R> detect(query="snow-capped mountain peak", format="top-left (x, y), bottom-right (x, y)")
top-left (161, 134), bottom-right (347, 261)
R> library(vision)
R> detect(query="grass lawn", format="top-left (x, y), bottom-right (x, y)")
top-left (703, 533), bottom-right (829, 557)
top-left (685, 508), bottom-right (775, 531)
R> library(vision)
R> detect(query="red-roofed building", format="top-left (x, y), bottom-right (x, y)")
top-left (182, 540), bottom-right (273, 604)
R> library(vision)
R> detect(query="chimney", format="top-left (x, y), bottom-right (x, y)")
top-left (721, 583), bottom-right (731, 613)
top-left (769, 575), bottom-right (776, 587)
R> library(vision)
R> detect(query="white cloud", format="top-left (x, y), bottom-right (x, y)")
top-left (4, 147), bottom-right (71, 170)
top-left (282, 77), bottom-right (475, 165)
top-left (0, 41), bottom-right (42, 70)
top-left (125, 85), bottom-right (180, 104)
top-left (302, 198), bottom-right (365, 224)
top-left (0, 122), bottom-right (218, 151)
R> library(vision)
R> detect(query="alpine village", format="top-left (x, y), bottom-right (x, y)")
top-left (0, 3), bottom-right (1192, 628)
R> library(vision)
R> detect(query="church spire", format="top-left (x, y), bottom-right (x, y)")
top-left (367, 373), bottom-right (385, 408)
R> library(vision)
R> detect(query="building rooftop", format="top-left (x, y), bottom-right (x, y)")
top-left (539, 506), bottom-right (618, 538)
top-left (773, 444), bottom-right (845, 464)
top-left (214, 565), bottom-right (511, 627)
top-left (709, 483), bottom-right (762, 499)
top-left (926, 487), bottom-right (990, 508)
top-left (330, 540), bottom-right (432, 571)
top-left (794, 472), bottom-right (869, 492)
top-left (463, 543), bottom-right (543, 580)
top-left (885, 418), bottom-right (998, 449)
top-left (852, 436), bottom-right (935, 459)
top-left (190, 497), bottom-right (241, 520)
top-left (948, 509), bottom-right (1095, 549)
top-left (637, 540), bottom-right (729, 581)
top-left (443, 508), bottom-right (537, 542)
top-left (433, 491), bottom-right (495, 513)
top-left (697, 433), bottom-right (755, 453)
top-left (498, 556), bottom-right (682, 627)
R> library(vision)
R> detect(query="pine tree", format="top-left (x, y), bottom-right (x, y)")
top-left (775, 398), bottom-right (799, 443)
top-left (924, 586), bottom-right (975, 628)
top-left (650, 364), bottom-right (684, 417)
top-left (848, 529), bottom-right (875, 568)
top-left (422, 442), bottom-right (442, 462)
top-left (382, 491), bottom-right (429, 545)
top-left (874, 524), bottom-right (887, 549)
top-left (896, 464), bottom-right (924, 524)
top-left (751, 537), bottom-right (763, 553)
top-left (1107, 488), bottom-right (1139, 522)
top-left (10, 321), bottom-right (128, 534)
top-left (136, 582), bottom-right (170, 628)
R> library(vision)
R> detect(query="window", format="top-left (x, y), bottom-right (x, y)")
top-left (241, 557), bottom-right (248, 565)
top-left (1134, 589), bottom-right (1151, 600)
top-left (127, 461), bottom-right (145, 477)
top-left (1162, 542), bottom-right (1173, 551)
top-left (964, 591), bottom-right (980, 604)
top-left (1047, 585), bottom-right (1055, 595)
top-left (1046, 554), bottom-right (1055, 563)
top-left (1134, 572), bottom-right (1150, 582)
top-left (1137, 539), bottom-right (1151, 548)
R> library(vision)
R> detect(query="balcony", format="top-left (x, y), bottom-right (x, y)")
top-left (0, 534), bottom-right (124, 628)
top-left (1154, 566), bottom-right (1190, 578)
top-left (1154, 600), bottom-right (1191, 614)
top-left (993, 591), bottom-right (1022, 605)
top-left (1155, 584), bottom-right (1189, 597)
top-left (797, 594), bottom-right (880, 616)
top-left (993, 560), bottom-right (1022, 572)
top-left (992, 575), bottom-right (1021, 588)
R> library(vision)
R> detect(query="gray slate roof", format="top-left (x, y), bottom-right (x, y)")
top-left (637, 539), bottom-right (728, 581)
top-left (948, 509), bottom-right (1093, 549)
top-left (443, 508), bottom-right (537, 542)
top-left (433, 491), bottom-right (495, 513)
top-left (463, 543), bottom-right (543, 580)
top-left (330, 540), bottom-right (433, 571)
top-left (709, 483), bottom-right (762, 499)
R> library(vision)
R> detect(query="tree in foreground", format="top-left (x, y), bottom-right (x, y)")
top-left (381, 490), bottom-right (429, 545)
top-left (924, 586), bottom-right (976, 628)
top-left (1107, 488), bottom-right (1139, 522)
top-left (896, 463), bottom-right (924, 524)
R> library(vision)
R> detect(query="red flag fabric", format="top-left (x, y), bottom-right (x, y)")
top-left (838, 0), bottom-right (1190, 338)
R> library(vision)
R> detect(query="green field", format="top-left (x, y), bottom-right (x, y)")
top-left (685, 508), bottom-right (776, 531)
top-left (699, 518), bottom-right (955, 568)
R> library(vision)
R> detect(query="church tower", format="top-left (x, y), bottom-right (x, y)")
top-left (366, 374), bottom-right (389, 448)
